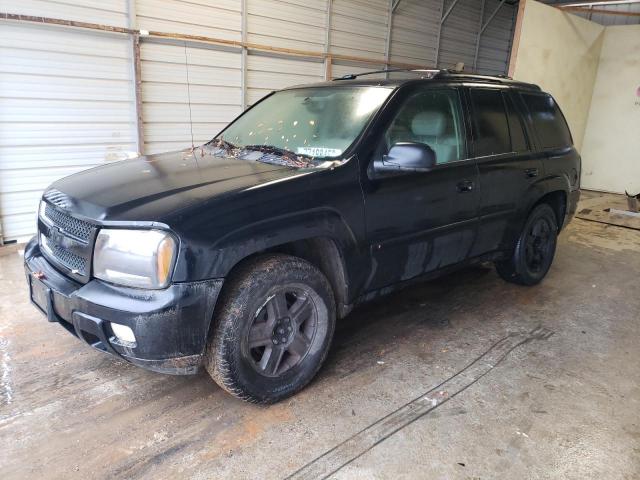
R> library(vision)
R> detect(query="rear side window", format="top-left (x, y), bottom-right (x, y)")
top-left (505, 94), bottom-right (528, 152)
top-left (470, 89), bottom-right (511, 157)
top-left (521, 93), bottom-right (573, 149)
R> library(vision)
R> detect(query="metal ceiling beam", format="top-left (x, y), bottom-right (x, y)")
top-left (480, 0), bottom-right (507, 35)
top-left (385, 0), bottom-right (394, 77)
top-left (434, 0), bottom-right (446, 66)
top-left (441, 0), bottom-right (463, 24)
top-left (473, 0), bottom-right (486, 72)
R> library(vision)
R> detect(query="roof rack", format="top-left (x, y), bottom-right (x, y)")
top-left (330, 68), bottom-right (539, 90)
top-left (333, 68), bottom-right (514, 82)
top-left (333, 68), bottom-right (444, 80)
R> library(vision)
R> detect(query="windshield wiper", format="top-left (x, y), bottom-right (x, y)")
top-left (242, 144), bottom-right (316, 168)
top-left (209, 138), bottom-right (238, 150)
top-left (242, 144), bottom-right (311, 159)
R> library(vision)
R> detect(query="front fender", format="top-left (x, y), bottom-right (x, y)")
top-left (177, 208), bottom-right (360, 281)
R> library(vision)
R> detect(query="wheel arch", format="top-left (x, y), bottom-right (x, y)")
top-left (528, 174), bottom-right (570, 231)
top-left (207, 210), bottom-right (358, 319)
top-left (532, 190), bottom-right (567, 231)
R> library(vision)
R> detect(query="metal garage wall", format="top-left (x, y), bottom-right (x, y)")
top-left (0, 21), bottom-right (136, 242)
top-left (245, 0), bottom-right (326, 106)
top-left (389, 0), bottom-right (440, 67)
top-left (136, 0), bottom-right (242, 41)
top-left (330, 0), bottom-right (389, 60)
top-left (331, 62), bottom-right (385, 80)
top-left (136, 0), bottom-right (243, 154)
top-left (438, 0), bottom-right (515, 74)
top-left (246, 54), bottom-right (324, 105)
top-left (439, 0), bottom-right (481, 70)
top-left (477, 0), bottom-right (517, 75)
top-left (140, 42), bottom-right (242, 154)
top-left (0, 0), bottom-right (129, 26)
top-left (247, 0), bottom-right (328, 51)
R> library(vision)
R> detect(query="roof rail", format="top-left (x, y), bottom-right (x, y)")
top-left (333, 68), bottom-right (443, 80)
top-left (331, 68), bottom-right (539, 90)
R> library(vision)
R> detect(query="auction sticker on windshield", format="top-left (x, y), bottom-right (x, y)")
top-left (297, 147), bottom-right (342, 157)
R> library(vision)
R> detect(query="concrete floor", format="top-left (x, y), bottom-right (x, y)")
top-left (1, 195), bottom-right (639, 479)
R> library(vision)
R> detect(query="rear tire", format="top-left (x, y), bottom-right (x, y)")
top-left (205, 254), bottom-right (335, 404)
top-left (495, 203), bottom-right (558, 286)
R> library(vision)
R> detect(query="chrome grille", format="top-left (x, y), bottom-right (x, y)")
top-left (41, 235), bottom-right (87, 273)
top-left (44, 204), bottom-right (92, 242)
top-left (39, 202), bottom-right (96, 282)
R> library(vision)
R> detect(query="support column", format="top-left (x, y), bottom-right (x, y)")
top-left (241, 0), bottom-right (248, 108)
top-left (324, 0), bottom-right (333, 80)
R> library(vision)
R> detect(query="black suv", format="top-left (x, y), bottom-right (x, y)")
top-left (24, 70), bottom-right (580, 403)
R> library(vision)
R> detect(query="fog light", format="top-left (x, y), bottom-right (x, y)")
top-left (111, 323), bottom-right (136, 344)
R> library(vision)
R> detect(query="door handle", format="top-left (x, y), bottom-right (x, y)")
top-left (525, 168), bottom-right (539, 178)
top-left (456, 180), bottom-right (474, 193)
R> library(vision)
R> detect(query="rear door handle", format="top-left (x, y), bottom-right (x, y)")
top-left (456, 180), bottom-right (474, 193)
top-left (525, 168), bottom-right (539, 178)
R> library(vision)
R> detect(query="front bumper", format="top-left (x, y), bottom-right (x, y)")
top-left (24, 237), bottom-right (223, 375)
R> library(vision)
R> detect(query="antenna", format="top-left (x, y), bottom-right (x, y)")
top-left (183, 42), bottom-right (195, 149)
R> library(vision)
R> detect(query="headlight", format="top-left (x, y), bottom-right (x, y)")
top-left (93, 229), bottom-right (177, 289)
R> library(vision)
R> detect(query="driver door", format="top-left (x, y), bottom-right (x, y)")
top-left (361, 86), bottom-right (480, 291)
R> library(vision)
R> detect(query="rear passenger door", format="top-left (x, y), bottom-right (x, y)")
top-left (465, 87), bottom-right (544, 256)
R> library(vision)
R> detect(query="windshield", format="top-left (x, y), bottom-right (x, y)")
top-left (212, 86), bottom-right (393, 165)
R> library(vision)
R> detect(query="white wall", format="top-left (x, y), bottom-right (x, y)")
top-left (511, 0), bottom-right (640, 194)
top-left (580, 25), bottom-right (640, 194)
top-left (511, 0), bottom-right (604, 152)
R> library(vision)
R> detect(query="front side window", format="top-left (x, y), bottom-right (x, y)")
top-left (521, 93), bottom-right (573, 149)
top-left (215, 86), bottom-right (393, 163)
top-left (384, 88), bottom-right (466, 165)
top-left (470, 89), bottom-right (511, 157)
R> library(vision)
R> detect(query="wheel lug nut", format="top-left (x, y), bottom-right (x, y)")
top-left (281, 337), bottom-right (287, 343)
top-left (287, 326), bottom-right (292, 332)
top-left (278, 328), bottom-right (284, 334)
top-left (273, 339), bottom-right (278, 345)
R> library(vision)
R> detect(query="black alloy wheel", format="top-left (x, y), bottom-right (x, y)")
top-left (244, 287), bottom-right (323, 377)
top-left (524, 216), bottom-right (554, 274)
top-left (205, 254), bottom-right (335, 403)
top-left (495, 203), bottom-right (558, 286)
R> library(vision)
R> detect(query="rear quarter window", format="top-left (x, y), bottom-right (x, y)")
top-left (521, 93), bottom-right (573, 149)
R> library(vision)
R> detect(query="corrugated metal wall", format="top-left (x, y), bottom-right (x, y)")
top-left (140, 42), bottom-right (243, 154)
top-left (477, 0), bottom-right (517, 75)
top-left (0, 0), bottom-right (518, 242)
top-left (136, 1), bottom-right (243, 154)
top-left (390, 0), bottom-right (440, 67)
top-left (0, 21), bottom-right (136, 241)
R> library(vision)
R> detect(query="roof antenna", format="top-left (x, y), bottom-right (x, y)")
top-left (183, 41), bottom-right (195, 151)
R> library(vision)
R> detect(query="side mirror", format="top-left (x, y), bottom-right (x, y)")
top-left (373, 142), bottom-right (436, 175)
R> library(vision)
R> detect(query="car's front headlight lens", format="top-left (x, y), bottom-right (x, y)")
top-left (93, 229), bottom-right (177, 289)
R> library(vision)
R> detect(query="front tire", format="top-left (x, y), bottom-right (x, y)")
top-left (205, 254), bottom-right (336, 403)
top-left (496, 203), bottom-right (558, 286)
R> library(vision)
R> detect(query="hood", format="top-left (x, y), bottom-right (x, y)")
top-left (45, 149), bottom-right (305, 223)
